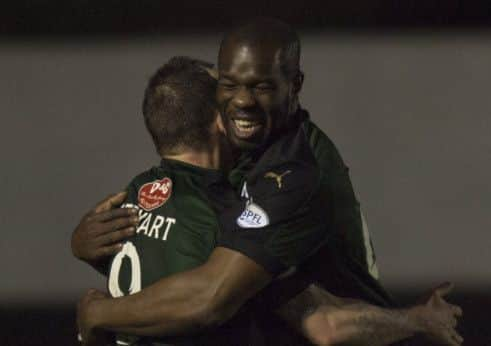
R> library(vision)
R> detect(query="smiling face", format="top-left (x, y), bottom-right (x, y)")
top-left (217, 42), bottom-right (297, 150)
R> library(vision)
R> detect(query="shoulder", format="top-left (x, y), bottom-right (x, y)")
top-left (302, 120), bottom-right (336, 149)
top-left (126, 166), bottom-right (165, 189)
top-left (241, 126), bottom-right (322, 222)
top-left (302, 120), bottom-right (346, 166)
top-left (299, 120), bottom-right (351, 191)
top-left (123, 166), bottom-right (173, 210)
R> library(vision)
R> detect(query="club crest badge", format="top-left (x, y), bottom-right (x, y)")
top-left (138, 177), bottom-right (172, 211)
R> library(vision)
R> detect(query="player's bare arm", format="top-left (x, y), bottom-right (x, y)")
top-left (74, 164), bottom-right (463, 345)
top-left (77, 242), bottom-right (463, 346)
top-left (77, 246), bottom-right (272, 342)
top-left (279, 283), bottom-right (463, 346)
top-left (71, 191), bottom-right (138, 274)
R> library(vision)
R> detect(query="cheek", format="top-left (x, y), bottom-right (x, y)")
top-left (216, 90), bottom-right (232, 108)
top-left (258, 92), bottom-right (287, 114)
top-left (256, 94), bottom-right (276, 112)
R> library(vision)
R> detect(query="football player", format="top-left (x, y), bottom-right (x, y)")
top-left (74, 18), bottom-right (463, 346)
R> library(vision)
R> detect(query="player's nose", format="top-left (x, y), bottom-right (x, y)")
top-left (231, 86), bottom-right (256, 109)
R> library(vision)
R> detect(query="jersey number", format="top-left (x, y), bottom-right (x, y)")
top-left (108, 241), bottom-right (142, 297)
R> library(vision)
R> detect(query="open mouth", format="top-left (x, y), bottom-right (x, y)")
top-left (231, 118), bottom-right (263, 139)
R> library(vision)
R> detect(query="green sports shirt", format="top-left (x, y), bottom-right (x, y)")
top-left (209, 110), bottom-right (393, 345)
top-left (219, 109), bottom-right (379, 281)
top-left (108, 159), bottom-right (224, 346)
top-left (109, 160), bottom-right (220, 291)
top-left (210, 110), bottom-right (391, 307)
top-left (107, 110), bottom-right (391, 345)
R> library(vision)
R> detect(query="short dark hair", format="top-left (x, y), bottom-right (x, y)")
top-left (219, 17), bottom-right (301, 79)
top-left (142, 56), bottom-right (217, 155)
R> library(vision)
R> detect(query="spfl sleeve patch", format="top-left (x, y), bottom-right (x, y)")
top-left (236, 200), bottom-right (270, 228)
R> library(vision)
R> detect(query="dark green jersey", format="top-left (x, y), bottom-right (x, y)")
top-left (108, 159), bottom-right (219, 295)
top-left (302, 113), bottom-right (391, 305)
top-left (106, 110), bottom-right (391, 346)
top-left (205, 112), bottom-right (394, 346)
top-left (107, 160), bottom-right (275, 346)
top-left (215, 109), bottom-right (391, 307)
top-left (304, 116), bottom-right (379, 279)
top-left (107, 159), bottom-right (228, 346)
top-left (209, 118), bottom-right (330, 277)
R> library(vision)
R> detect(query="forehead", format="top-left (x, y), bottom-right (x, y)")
top-left (218, 43), bottom-right (283, 80)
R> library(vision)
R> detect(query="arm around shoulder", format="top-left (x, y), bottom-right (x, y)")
top-left (85, 247), bottom-right (272, 337)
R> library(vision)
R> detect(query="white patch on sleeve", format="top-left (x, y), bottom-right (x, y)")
top-left (240, 182), bottom-right (249, 199)
top-left (361, 210), bottom-right (379, 279)
top-left (237, 201), bottom-right (269, 228)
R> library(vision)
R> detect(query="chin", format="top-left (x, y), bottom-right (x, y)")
top-left (232, 138), bottom-right (260, 151)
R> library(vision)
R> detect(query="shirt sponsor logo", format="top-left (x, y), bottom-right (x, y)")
top-left (138, 177), bottom-right (172, 211)
top-left (237, 201), bottom-right (269, 228)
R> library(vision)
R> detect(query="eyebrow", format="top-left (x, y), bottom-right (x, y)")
top-left (218, 73), bottom-right (276, 85)
top-left (218, 72), bottom-right (236, 81)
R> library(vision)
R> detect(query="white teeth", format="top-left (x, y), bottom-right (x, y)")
top-left (234, 120), bottom-right (259, 129)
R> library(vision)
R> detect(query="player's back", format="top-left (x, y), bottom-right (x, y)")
top-left (108, 159), bottom-right (222, 346)
top-left (111, 159), bottom-right (219, 287)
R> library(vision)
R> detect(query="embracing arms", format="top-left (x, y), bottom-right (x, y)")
top-left (71, 192), bottom-right (139, 275)
top-left (73, 194), bottom-right (463, 346)
top-left (278, 283), bottom-right (463, 346)
top-left (78, 246), bottom-right (271, 339)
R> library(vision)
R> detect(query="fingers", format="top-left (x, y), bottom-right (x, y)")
top-left (449, 316), bottom-right (457, 328)
top-left (106, 191), bottom-right (128, 207)
top-left (95, 216), bottom-right (139, 239)
top-left (437, 330), bottom-right (461, 346)
top-left (97, 227), bottom-right (136, 245)
top-left (96, 243), bottom-right (124, 258)
top-left (439, 315), bottom-right (463, 345)
top-left (72, 207), bottom-right (139, 262)
top-left (433, 282), bottom-right (454, 298)
top-left (90, 207), bottom-right (138, 223)
top-left (448, 327), bottom-right (463, 345)
top-left (91, 191), bottom-right (128, 214)
top-left (88, 288), bottom-right (107, 299)
top-left (451, 305), bottom-right (463, 318)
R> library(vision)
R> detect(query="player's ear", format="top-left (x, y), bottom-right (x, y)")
top-left (292, 70), bottom-right (304, 94)
top-left (216, 111), bottom-right (226, 134)
top-left (287, 71), bottom-right (303, 117)
top-left (204, 67), bottom-right (218, 80)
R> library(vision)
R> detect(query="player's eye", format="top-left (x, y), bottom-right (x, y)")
top-left (254, 83), bottom-right (275, 92)
top-left (218, 80), bottom-right (237, 90)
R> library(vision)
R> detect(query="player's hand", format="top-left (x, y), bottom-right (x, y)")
top-left (410, 282), bottom-right (463, 345)
top-left (71, 191), bottom-right (139, 266)
top-left (77, 289), bottom-right (113, 346)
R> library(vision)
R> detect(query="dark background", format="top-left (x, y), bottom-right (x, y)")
top-left (1, 0), bottom-right (491, 36)
top-left (1, 1), bottom-right (490, 345)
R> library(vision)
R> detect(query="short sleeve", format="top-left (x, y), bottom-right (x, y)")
top-left (305, 120), bottom-right (378, 277)
top-left (215, 127), bottom-right (331, 277)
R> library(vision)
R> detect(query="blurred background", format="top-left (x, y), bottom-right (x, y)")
top-left (1, 1), bottom-right (490, 345)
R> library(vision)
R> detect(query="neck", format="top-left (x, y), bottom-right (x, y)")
top-left (163, 142), bottom-right (221, 170)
